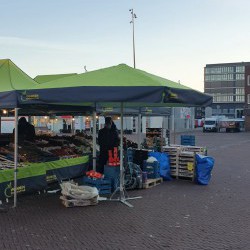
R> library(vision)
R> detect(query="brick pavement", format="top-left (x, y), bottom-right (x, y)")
top-left (0, 131), bottom-right (250, 250)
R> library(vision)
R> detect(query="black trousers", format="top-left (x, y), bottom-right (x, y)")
top-left (98, 151), bottom-right (108, 174)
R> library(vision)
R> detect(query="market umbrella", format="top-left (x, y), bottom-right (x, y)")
top-left (17, 64), bottom-right (212, 107)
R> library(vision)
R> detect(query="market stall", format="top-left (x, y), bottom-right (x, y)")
top-left (0, 59), bottom-right (213, 207)
top-left (16, 63), bottom-right (212, 207)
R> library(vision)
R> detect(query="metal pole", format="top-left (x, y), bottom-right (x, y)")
top-left (13, 108), bottom-right (19, 208)
top-left (173, 108), bottom-right (176, 144)
top-left (109, 103), bottom-right (142, 207)
top-left (92, 108), bottom-right (97, 171)
top-left (119, 103), bottom-right (124, 193)
top-left (130, 9), bottom-right (137, 69)
top-left (161, 116), bottom-right (164, 152)
top-left (132, 14), bottom-right (136, 69)
top-left (137, 112), bottom-right (142, 149)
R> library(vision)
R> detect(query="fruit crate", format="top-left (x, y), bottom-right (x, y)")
top-left (181, 135), bottom-right (195, 146)
top-left (83, 177), bottom-right (112, 195)
top-left (143, 160), bottom-right (160, 179)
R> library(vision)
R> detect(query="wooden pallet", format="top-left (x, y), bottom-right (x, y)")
top-left (143, 178), bottom-right (163, 189)
top-left (171, 175), bottom-right (194, 181)
top-left (182, 146), bottom-right (207, 155)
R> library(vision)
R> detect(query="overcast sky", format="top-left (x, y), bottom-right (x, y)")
top-left (1, 0), bottom-right (250, 91)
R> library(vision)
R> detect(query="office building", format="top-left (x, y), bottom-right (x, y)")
top-left (204, 62), bottom-right (250, 118)
top-left (244, 66), bottom-right (250, 131)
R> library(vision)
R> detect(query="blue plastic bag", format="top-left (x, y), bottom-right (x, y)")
top-left (195, 154), bottom-right (215, 185)
top-left (148, 152), bottom-right (172, 180)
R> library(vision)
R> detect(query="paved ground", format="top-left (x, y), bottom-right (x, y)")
top-left (0, 131), bottom-right (250, 250)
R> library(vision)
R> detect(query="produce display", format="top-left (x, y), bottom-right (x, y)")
top-left (123, 137), bottom-right (138, 149)
top-left (0, 132), bottom-right (93, 170)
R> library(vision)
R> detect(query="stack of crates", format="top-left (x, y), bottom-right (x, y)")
top-left (181, 135), bottom-right (195, 146)
top-left (143, 160), bottom-right (160, 179)
top-left (163, 145), bottom-right (207, 181)
top-left (104, 165), bottom-right (120, 191)
top-left (163, 146), bottom-right (180, 177)
top-left (83, 176), bottom-right (112, 195)
top-left (178, 151), bottom-right (196, 181)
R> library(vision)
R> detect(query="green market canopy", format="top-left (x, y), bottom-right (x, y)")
top-left (0, 59), bottom-right (91, 114)
top-left (34, 73), bottom-right (77, 84)
top-left (0, 59), bottom-right (39, 108)
top-left (18, 64), bottom-right (212, 108)
top-left (35, 72), bottom-right (172, 115)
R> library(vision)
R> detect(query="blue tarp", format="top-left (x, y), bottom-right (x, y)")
top-left (195, 154), bottom-right (215, 185)
top-left (148, 152), bottom-right (172, 181)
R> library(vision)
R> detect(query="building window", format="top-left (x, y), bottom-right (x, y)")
top-left (228, 74), bottom-right (234, 80)
top-left (212, 94), bottom-right (235, 103)
top-left (205, 75), bottom-right (211, 81)
top-left (221, 74), bottom-right (227, 81)
top-left (235, 95), bottom-right (245, 102)
top-left (236, 88), bottom-right (245, 95)
top-left (236, 66), bottom-right (245, 73)
top-left (248, 94), bottom-right (250, 104)
top-left (248, 75), bottom-right (250, 86)
top-left (236, 74), bottom-right (245, 80)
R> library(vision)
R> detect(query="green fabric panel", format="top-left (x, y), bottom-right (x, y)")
top-left (0, 165), bottom-right (46, 183)
top-left (26, 156), bottom-right (89, 171)
top-left (32, 64), bottom-right (191, 89)
top-left (0, 156), bottom-right (89, 183)
top-left (0, 59), bottom-right (39, 92)
top-left (138, 69), bottom-right (190, 89)
top-left (34, 73), bottom-right (77, 84)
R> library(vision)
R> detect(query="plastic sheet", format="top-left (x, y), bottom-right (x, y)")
top-left (195, 154), bottom-right (215, 185)
top-left (148, 152), bottom-right (171, 181)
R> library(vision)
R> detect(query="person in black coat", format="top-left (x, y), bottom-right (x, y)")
top-left (13, 117), bottom-right (36, 142)
top-left (98, 117), bottom-right (119, 173)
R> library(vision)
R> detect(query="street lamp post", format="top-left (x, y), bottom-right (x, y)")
top-left (129, 9), bottom-right (137, 69)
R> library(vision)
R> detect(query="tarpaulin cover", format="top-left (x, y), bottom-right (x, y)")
top-left (195, 154), bottom-right (215, 185)
top-left (148, 152), bottom-right (172, 181)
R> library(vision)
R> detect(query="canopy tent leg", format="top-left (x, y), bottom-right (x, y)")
top-left (109, 102), bottom-right (142, 207)
top-left (137, 111), bottom-right (142, 149)
top-left (92, 107), bottom-right (97, 171)
top-left (13, 108), bottom-right (19, 208)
